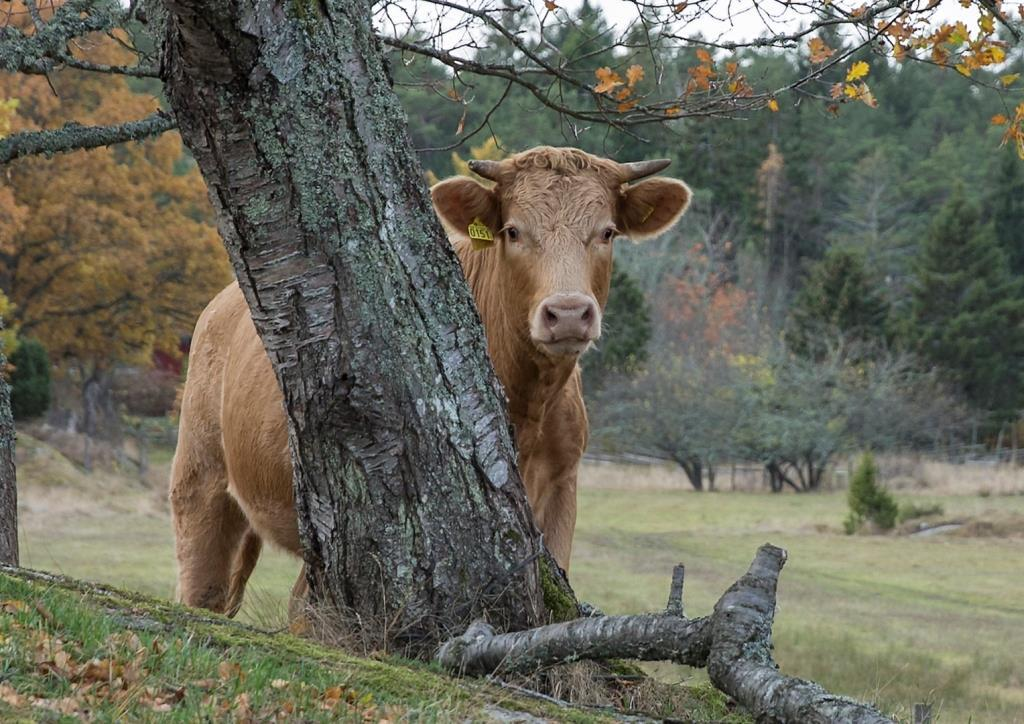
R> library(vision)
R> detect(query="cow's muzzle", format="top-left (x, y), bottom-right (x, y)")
top-left (531, 293), bottom-right (601, 357)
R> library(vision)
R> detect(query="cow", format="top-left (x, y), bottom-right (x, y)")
top-left (170, 146), bottom-right (690, 616)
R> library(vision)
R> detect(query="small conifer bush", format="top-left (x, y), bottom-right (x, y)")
top-left (844, 452), bottom-right (898, 534)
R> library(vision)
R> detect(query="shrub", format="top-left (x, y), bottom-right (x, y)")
top-left (112, 366), bottom-right (180, 417)
top-left (10, 337), bottom-right (51, 420)
top-left (897, 501), bottom-right (945, 523)
top-left (844, 452), bottom-right (898, 533)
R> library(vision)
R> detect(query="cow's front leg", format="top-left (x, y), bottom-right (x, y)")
top-left (530, 470), bottom-right (578, 572)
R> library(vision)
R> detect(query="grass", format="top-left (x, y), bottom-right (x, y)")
top-left (571, 474), bottom-right (1024, 724)
top-left (13, 435), bottom-right (1024, 722)
top-left (0, 569), bottom-right (623, 721)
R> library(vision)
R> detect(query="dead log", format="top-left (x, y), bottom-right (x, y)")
top-left (438, 544), bottom-right (891, 724)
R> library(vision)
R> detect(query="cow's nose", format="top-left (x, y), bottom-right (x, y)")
top-left (539, 294), bottom-right (599, 341)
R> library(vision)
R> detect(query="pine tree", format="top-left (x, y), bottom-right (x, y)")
top-left (990, 153), bottom-right (1024, 277)
top-left (910, 189), bottom-right (1024, 423)
top-left (786, 247), bottom-right (890, 360)
top-left (844, 452), bottom-right (897, 533)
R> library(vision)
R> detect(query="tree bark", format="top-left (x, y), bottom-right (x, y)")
top-left (159, 0), bottom-right (547, 652)
top-left (440, 545), bottom-right (892, 724)
top-left (81, 369), bottom-right (100, 473)
top-left (0, 329), bottom-right (17, 566)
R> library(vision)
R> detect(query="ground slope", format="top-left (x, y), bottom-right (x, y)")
top-left (0, 566), bottom-right (745, 722)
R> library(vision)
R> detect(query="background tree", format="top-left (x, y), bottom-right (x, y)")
top-left (0, 18), bottom-right (230, 453)
top-left (595, 351), bottom-right (741, 491)
top-left (581, 269), bottom-right (651, 392)
top-left (592, 245), bottom-right (754, 490)
top-left (909, 189), bottom-right (1024, 426)
top-left (786, 247), bottom-right (891, 361)
top-left (825, 147), bottom-right (914, 311)
top-left (9, 337), bottom-right (49, 420)
top-left (0, 96), bottom-right (25, 245)
top-left (990, 151), bottom-right (1024, 277)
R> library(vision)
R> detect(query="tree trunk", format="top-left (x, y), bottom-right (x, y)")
top-left (0, 333), bottom-right (17, 566)
top-left (807, 457), bottom-right (825, 491)
top-left (794, 459), bottom-right (809, 491)
top-left (1013, 418), bottom-right (1019, 466)
top-left (674, 455), bottom-right (703, 491)
top-left (81, 369), bottom-right (100, 473)
top-left (159, 0), bottom-right (547, 652)
top-left (766, 460), bottom-right (800, 493)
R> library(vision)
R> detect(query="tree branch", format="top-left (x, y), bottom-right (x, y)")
top-left (0, 111), bottom-right (176, 165)
top-left (438, 544), bottom-right (891, 723)
top-left (0, 0), bottom-right (157, 77)
top-left (438, 613), bottom-right (712, 677)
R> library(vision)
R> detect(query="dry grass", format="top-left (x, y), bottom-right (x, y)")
top-left (582, 459), bottom-right (690, 490)
top-left (581, 458), bottom-right (767, 491)
top-left (584, 454), bottom-right (1024, 497)
top-left (876, 455), bottom-right (1024, 496)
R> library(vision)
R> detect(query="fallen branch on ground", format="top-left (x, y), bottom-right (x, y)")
top-left (438, 544), bottom-right (891, 723)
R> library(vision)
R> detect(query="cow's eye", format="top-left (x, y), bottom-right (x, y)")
top-left (505, 227), bottom-right (519, 242)
top-left (601, 227), bottom-right (616, 242)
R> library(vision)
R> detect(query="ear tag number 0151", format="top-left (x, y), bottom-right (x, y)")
top-left (468, 218), bottom-right (495, 250)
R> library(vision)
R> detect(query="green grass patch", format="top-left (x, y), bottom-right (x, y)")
top-left (572, 487), bottom-right (1024, 723)
top-left (0, 569), bottom-right (621, 722)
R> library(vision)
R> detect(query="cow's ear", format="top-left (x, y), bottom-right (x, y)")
top-left (619, 178), bottom-right (691, 240)
top-left (431, 177), bottom-right (500, 239)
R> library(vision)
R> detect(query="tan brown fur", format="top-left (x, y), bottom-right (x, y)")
top-left (170, 146), bottom-right (689, 615)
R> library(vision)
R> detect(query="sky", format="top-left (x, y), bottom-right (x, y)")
top-left (578, 0), bottom-right (991, 44)
top-left (384, 0), bottom-right (999, 52)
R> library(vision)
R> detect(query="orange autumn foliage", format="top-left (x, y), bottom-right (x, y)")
top-left (659, 244), bottom-right (751, 356)
top-left (0, 3), bottom-right (230, 371)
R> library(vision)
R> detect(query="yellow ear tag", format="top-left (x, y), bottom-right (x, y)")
top-left (638, 203), bottom-right (656, 224)
top-left (468, 218), bottom-right (495, 250)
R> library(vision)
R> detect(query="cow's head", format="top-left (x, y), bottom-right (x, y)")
top-left (431, 147), bottom-right (690, 359)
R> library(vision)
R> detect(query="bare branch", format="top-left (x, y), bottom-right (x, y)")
top-left (439, 545), bottom-right (892, 723)
top-left (416, 78), bottom-right (513, 153)
top-left (665, 563), bottom-right (685, 616)
top-left (0, 110), bottom-right (176, 165)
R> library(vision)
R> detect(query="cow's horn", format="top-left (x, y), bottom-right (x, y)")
top-left (468, 160), bottom-right (503, 181)
top-left (619, 159), bottom-right (671, 182)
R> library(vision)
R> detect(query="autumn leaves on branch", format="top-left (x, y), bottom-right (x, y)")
top-left (3, 1), bottom-right (1022, 151)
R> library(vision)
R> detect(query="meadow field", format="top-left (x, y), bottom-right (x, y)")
top-left (15, 433), bottom-right (1024, 723)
